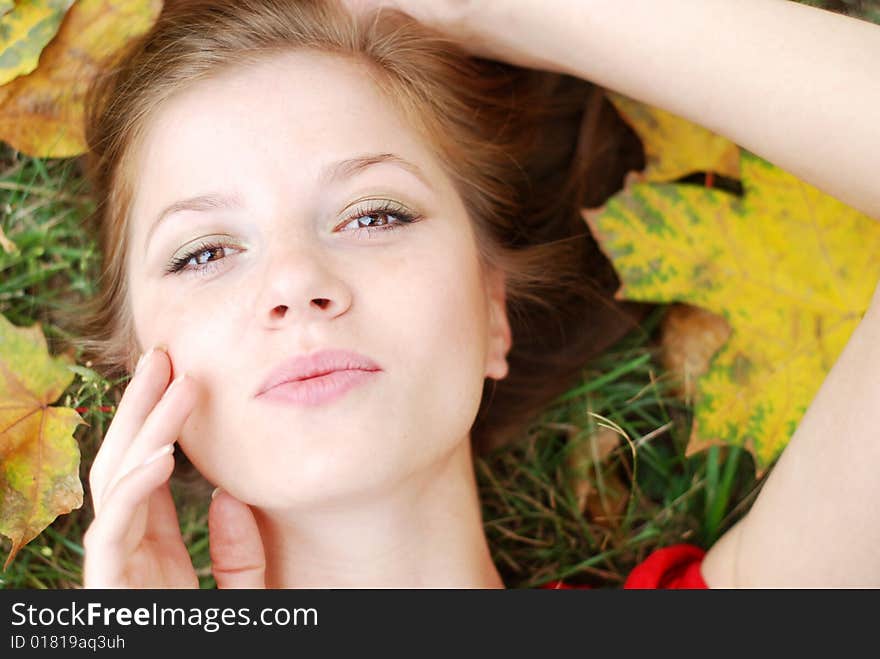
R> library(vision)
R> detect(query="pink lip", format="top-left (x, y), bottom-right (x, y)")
top-left (257, 368), bottom-right (379, 407)
top-left (255, 349), bottom-right (382, 407)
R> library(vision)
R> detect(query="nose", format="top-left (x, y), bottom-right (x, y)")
top-left (259, 242), bottom-right (352, 328)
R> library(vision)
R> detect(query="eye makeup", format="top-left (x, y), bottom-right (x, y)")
top-left (164, 198), bottom-right (422, 277)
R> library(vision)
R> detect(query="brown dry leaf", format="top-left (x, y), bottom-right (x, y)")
top-left (585, 472), bottom-right (629, 528)
top-left (659, 303), bottom-right (732, 402)
top-left (565, 426), bottom-right (620, 514)
top-left (0, 0), bottom-right (162, 157)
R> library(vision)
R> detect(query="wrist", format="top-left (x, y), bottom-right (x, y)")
top-left (472, 1), bottom-right (596, 75)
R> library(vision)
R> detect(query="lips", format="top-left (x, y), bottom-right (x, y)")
top-left (256, 368), bottom-right (380, 407)
top-left (255, 349), bottom-right (382, 398)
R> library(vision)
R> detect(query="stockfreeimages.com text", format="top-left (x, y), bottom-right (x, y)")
top-left (10, 602), bottom-right (317, 633)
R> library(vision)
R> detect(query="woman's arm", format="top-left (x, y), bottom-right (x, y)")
top-left (476, 0), bottom-right (880, 220)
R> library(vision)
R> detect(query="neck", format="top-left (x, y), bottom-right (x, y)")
top-left (251, 438), bottom-right (505, 588)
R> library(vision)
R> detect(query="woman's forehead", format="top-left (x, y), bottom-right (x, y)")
top-left (128, 51), bottom-right (449, 228)
top-left (139, 52), bottom-right (426, 169)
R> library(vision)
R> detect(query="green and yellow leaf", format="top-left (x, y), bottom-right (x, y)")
top-left (606, 90), bottom-right (741, 183)
top-left (0, 0), bottom-right (75, 87)
top-left (0, 0), bottom-right (162, 157)
top-left (0, 312), bottom-right (85, 570)
top-left (584, 151), bottom-right (880, 472)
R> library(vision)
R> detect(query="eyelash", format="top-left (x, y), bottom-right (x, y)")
top-left (164, 200), bottom-right (421, 276)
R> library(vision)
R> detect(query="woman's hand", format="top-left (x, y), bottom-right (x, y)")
top-left (83, 347), bottom-right (199, 588)
top-left (341, 0), bottom-right (571, 73)
top-left (83, 347), bottom-right (266, 588)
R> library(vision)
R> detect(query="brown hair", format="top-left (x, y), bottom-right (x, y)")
top-left (65, 0), bottom-right (646, 455)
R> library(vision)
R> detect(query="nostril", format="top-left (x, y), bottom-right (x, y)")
top-left (273, 304), bottom-right (288, 317)
top-left (312, 298), bottom-right (330, 310)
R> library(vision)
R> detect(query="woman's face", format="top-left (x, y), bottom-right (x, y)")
top-left (125, 51), bottom-right (511, 508)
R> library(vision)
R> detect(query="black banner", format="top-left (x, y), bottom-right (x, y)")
top-left (0, 588), bottom-right (871, 653)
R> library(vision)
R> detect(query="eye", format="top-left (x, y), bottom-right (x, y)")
top-left (165, 239), bottom-right (240, 276)
top-left (339, 200), bottom-right (421, 237)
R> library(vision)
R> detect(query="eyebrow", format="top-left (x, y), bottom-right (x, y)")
top-left (143, 152), bottom-right (434, 251)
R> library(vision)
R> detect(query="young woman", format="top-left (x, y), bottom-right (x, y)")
top-left (76, 0), bottom-right (880, 588)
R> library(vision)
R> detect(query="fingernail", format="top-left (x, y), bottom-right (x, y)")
top-left (161, 372), bottom-right (188, 399)
top-left (211, 487), bottom-right (222, 500)
top-left (134, 351), bottom-right (149, 375)
top-left (135, 344), bottom-right (167, 376)
top-left (143, 443), bottom-right (174, 466)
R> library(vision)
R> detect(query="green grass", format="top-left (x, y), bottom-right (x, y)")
top-left (478, 308), bottom-right (761, 588)
top-left (0, 143), bottom-right (765, 589)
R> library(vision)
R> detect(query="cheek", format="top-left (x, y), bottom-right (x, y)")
top-left (133, 286), bottom-right (241, 448)
top-left (394, 239), bottom-right (490, 424)
top-left (134, 290), bottom-right (231, 374)
top-left (150, 295), bottom-right (245, 480)
top-left (420, 277), bottom-right (487, 358)
top-left (422, 245), bottom-right (489, 358)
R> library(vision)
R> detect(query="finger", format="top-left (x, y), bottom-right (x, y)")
top-left (89, 347), bottom-right (172, 504)
top-left (141, 484), bottom-right (200, 582)
top-left (83, 446), bottom-right (176, 587)
top-left (110, 374), bottom-right (196, 490)
top-left (143, 474), bottom-right (195, 545)
top-left (209, 490), bottom-right (267, 588)
top-left (96, 374), bottom-right (197, 516)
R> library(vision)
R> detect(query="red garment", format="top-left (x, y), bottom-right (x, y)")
top-left (541, 543), bottom-right (708, 589)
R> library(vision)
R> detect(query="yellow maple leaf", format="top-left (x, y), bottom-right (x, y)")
top-left (0, 0), bottom-right (162, 158)
top-left (0, 312), bottom-right (85, 570)
top-left (584, 151), bottom-right (880, 473)
top-left (0, 0), bottom-right (75, 87)
top-left (605, 90), bottom-right (741, 183)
